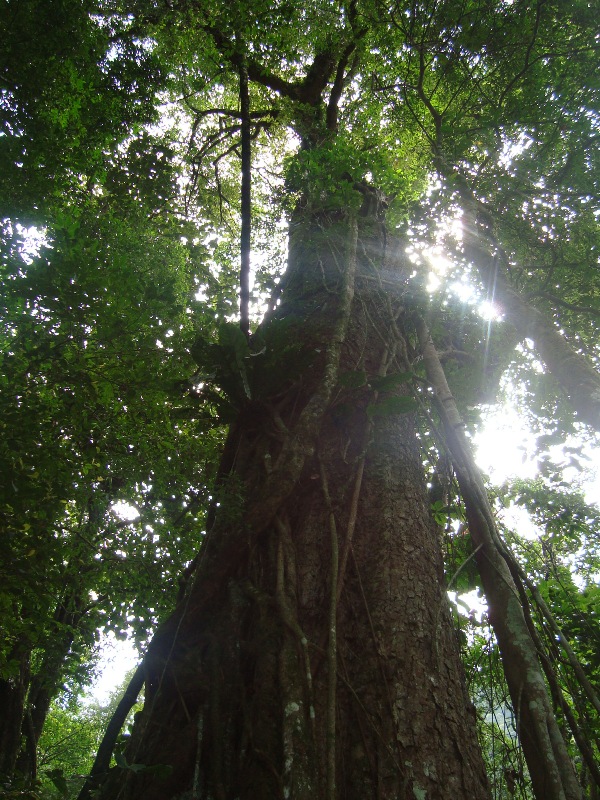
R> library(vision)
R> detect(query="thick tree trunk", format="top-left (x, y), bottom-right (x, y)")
top-left (97, 204), bottom-right (489, 799)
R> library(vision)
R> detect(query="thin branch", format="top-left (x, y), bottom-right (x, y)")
top-left (238, 44), bottom-right (251, 340)
top-left (498, 0), bottom-right (545, 107)
top-left (326, 29), bottom-right (367, 131)
top-left (182, 101), bottom-right (276, 122)
top-left (319, 457), bottom-right (338, 800)
top-left (205, 25), bottom-right (301, 102)
top-left (514, 575), bottom-right (600, 791)
top-left (524, 291), bottom-right (600, 320)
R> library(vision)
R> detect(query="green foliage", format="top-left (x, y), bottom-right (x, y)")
top-left (190, 317), bottom-right (319, 413)
top-left (0, 1), bottom-right (225, 757)
top-left (461, 622), bottom-right (534, 800)
top-left (31, 669), bottom-right (144, 800)
top-left (113, 752), bottom-right (172, 781)
top-left (0, 199), bottom-right (206, 675)
top-left (36, 701), bottom-right (109, 798)
top-left (445, 531), bottom-right (480, 594)
top-left (501, 478), bottom-right (600, 585)
top-left (284, 136), bottom-right (371, 212)
top-left (0, 0), bottom-right (164, 219)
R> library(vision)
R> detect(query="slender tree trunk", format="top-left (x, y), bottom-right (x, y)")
top-left (78, 663), bottom-right (146, 800)
top-left (15, 600), bottom-right (80, 780)
top-left (0, 641), bottom-right (30, 779)
top-left (416, 317), bottom-right (582, 800)
top-left (238, 44), bottom-right (251, 341)
top-left (96, 202), bottom-right (490, 800)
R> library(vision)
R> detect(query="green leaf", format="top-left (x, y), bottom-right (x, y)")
top-left (369, 371), bottom-right (413, 391)
top-left (144, 763), bottom-right (173, 779)
top-left (128, 762), bottom-right (150, 774)
top-left (218, 321), bottom-right (250, 360)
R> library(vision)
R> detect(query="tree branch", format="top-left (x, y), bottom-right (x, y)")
top-left (326, 35), bottom-right (365, 131)
top-left (205, 25), bottom-right (302, 102)
top-left (238, 45), bottom-right (251, 340)
top-left (415, 314), bottom-right (583, 800)
top-left (525, 290), bottom-right (600, 320)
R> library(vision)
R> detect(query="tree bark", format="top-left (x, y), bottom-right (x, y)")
top-left (11, 588), bottom-right (89, 782)
top-left (95, 204), bottom-right (490, 800)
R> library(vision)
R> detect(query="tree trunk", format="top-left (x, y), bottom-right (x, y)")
top-left (0, 601), bottom-right (93, 786)
top-left (0, 641), bottom-right (30, 779)
top-left (96, 202), bottom-right (490, 799)
top-left (15, 595), bottom-right (83, 781)
top-left (416, 317), bottom-right (582, 800)
top-left (78, 663), bottom-right (146, 800)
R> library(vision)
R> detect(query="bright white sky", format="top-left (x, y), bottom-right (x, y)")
top-left (85, 633), bottom-right (140, 706)
top-left (476, 400), bottom-right (600, 503)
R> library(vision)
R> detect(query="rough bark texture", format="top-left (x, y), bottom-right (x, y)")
top-left (96, 204), bottom-right (490, 800)
top-left (14, 596), bottom-right (82, 781)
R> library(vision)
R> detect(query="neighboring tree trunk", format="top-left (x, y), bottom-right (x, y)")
top-left (0, 640), bottom-right (30, 779)
top-left (15, 593), bottom-right (86, 781)
top-left (96, 202), bottom-right (490, 800)
top-left (78, 663), bottom-right (146, 800)
top-left (1, 577), bottom-right (96, 784)
top-left (416, 317), bottom-right (582, 800)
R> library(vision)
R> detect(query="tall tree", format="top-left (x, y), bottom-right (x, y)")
top-left (3, 0), bottom-right (599, 798)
